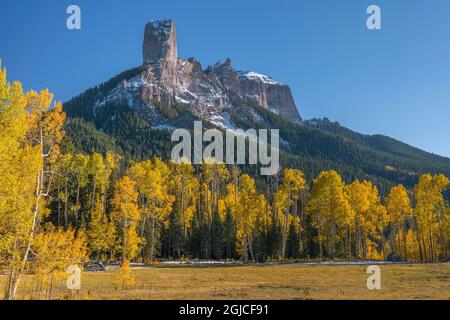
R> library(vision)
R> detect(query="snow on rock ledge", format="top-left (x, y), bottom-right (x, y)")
top-left (238, 71), bottom-right (281, 86)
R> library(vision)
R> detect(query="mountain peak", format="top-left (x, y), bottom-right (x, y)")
top-left (224, 58), bottom-right (232, 67)
top-left (94, 18), bottom-right (302, 128)
top-left (143, 19), bottom-right (177, 65)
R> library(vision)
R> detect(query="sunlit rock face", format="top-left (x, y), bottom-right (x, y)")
top-left (96, 19), bottom-right (302, 129)
top-left (143, 19), bottom-right (178, 66)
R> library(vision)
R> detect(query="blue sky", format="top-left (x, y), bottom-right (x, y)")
top-left (1, 0), bottom-right (449, 157)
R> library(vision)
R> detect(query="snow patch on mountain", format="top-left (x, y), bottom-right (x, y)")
top-left (238, 71), bottom-right (281, 85)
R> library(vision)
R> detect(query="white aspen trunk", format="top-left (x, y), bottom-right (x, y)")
top-left (10, 172), bottom-right (41, 300)
top-left (248, 237), bottom-right (255, 262)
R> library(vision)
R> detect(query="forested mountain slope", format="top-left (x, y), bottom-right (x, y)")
top-left (63, 71), bottom-right (450, 198)
top-left (63, 18), bottom-right (450, 197)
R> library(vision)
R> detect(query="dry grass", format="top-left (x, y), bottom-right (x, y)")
top-left (1, 263), bottom-right (449, 300)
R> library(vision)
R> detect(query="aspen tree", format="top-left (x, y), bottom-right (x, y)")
top-left (307, 171), bottom-right (350, 259)
top-left (274, 169), bottom-right (306, 258)
top-left (32, 227), bottom-right (87, 298)
top-left (385, 185), bottom-right (412, 258)
top-left (88, 200), bottom-right (117, 260)
top-left (129, 159), bottom-right (173, 260)
top-left (347, 180), bottom-right (381, 258)
top-left (0, 63), bottom-right (41, 299)
top-left (225, 174), bottom-right (260, 261)
top-left (414, 174), bottom-right (449, 261)
top-left (7, 84), bottom-right (65, 299)
top-left (111, 176), bottom-right (143, 262)
top-left (169, 160), bottom-right (198, 240)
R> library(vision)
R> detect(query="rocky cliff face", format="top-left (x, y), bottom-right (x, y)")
top-left (143, 19), bottom-right (179, 91)
top-left (96, 19), bottom-right (302, 129)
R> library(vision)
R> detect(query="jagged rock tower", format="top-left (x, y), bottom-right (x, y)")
top-left (95, 19), bottom-right (302, 128)
top-left (143, 19), bottom-right (179, 90)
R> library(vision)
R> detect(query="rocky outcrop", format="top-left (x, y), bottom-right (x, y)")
top-left (238, 71), bottom-right (301, 121)
top-left (143, 19), bottom-right (177, 64)
top-left (143, 19), bottom-right (179, 90)
top-left (96, 19), bottom-right (302, 129)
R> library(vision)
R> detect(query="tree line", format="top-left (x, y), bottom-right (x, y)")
top-left (1, 62), bottom-right (449, 299)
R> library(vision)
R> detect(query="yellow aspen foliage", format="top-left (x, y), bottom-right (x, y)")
top-left (111, 176), bottom-right (144, 262)
top-left (169, 161), bottom-right (198, 233)
top-left (105, 151), bottom-right (120, 175)
top-left (402, 228), bottom-right (421, 262)
top-left (32, 227), bottom-right (88, 273)
top-left (129, 159), bottom-right (174, 225)
top-left (385, 185), bottom-right (412, 258)
top-left (0, 63), bottom-right (43, 299)
top-left (30, 227), bottom-right (87, 298)
top-left (88, 200), bottom-right (117, 260)
top-left (347, 180), bottom-right (384, 259)
top-left (201, 160), bottom-right (230, 220)
top-left (26, 89), bottom-right (66, 163)
top-left (129, 158), bottom-right (174, 260)
top-left (88, 153), bottom-right (110, 207)
top-left (11, 86), bottom-right (67, 299)
top-left (225, 174), bottom-right (260, 261)
top-left (274, 169), bottom-right (307, 258)
top-left (369, 204), bottom-right (388, 259)
top-left (307, 171), bottom-right (351, 259)
top-left (2, 59), bottom-right (450, 274)
top-left (413, 174), bottom-right (449, 262)
top-left (115, 260), bottom-right (135, 290)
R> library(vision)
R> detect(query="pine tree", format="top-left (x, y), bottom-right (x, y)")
top-left (286, 221), bottom-right (299, 259)
top-left (210, 211), bottom-right (224, 260)
top-left (223, 210), bottom-right (237, 260)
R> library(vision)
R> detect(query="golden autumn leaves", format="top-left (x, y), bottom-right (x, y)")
top-left (1, 60), bottom-right (450, 299)
top-left (0, 61), bottom-right (81, 299)
top-left (110, 162), bottom-right (307, 263)
top-left (307, 171), bottom-right (449, 261)
top-left (111, 161), bottom-right (449, 263)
